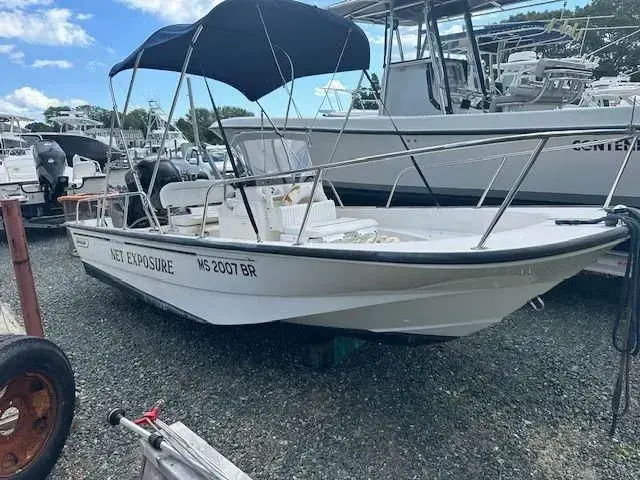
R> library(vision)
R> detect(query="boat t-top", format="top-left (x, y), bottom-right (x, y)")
top-left (65, 0), bottom-right (633, 340)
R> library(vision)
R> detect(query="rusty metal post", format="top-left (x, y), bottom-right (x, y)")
top-left (1, 198), bottom-right (44, 338)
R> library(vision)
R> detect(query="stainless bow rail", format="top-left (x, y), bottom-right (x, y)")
top-left (74, 191), bottom-right (163, 232)
top-left (76, 127), bottom-right (638, 250)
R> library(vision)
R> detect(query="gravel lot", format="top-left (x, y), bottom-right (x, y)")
top-left (1, 230), bottom-right (640, 479)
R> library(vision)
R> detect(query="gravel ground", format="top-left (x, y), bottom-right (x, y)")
top-left (1, 230), bottom-right (640, 479)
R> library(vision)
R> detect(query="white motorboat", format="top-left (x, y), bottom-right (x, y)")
top-left (579, 75), bottom-right (640, 108)
top-left (0, 114), bottom-right (106, 228)
top-left (220, 1), bottom-right (640, 209)
top-left (66, 0), bottom-right (632, 340)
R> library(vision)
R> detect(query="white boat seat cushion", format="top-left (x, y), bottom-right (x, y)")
top-left (71, 155), bottom-right (100, 186)
top-left (160, 179), bottom-right (225, 209)
top-left (277, 200), bottom-right (337, 231)
top-left (281, 217), bottom-right (378, 239)
top-left (171, 206), bottom-right (220, 226)
top-left (277, 200), bottom-right (378, 240)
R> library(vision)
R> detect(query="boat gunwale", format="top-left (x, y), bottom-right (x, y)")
top-left (67, 222), bottom-right (629, 266)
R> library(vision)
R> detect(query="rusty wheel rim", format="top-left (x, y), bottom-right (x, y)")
top-left (0, 373), bottom-right (57, 477)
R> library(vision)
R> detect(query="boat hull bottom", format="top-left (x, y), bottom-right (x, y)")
top-left (83, 262), bottom-right (457, 345)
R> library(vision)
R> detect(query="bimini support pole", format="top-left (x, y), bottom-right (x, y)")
top-left (364, 70), bottom-right (439, 206)
top-left (104, 51), bottom-right (145, 226)
top-left (204, 77), bottom-right (262, 242)
top-left (147, 24), bottom-right (204, 197)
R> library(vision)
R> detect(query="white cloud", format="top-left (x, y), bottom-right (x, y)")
top-left (86, 60), bottom-right (106, 72)
top-left (0, 86), bottom-right (86, 119)
top-left (31, 59), bottom-right (72, 68)
top-left (441, 23), bottom-right (464, 36)
top-left (0, 43), bottom-right (24, 63)
top-left (0, 0), bottom-right (53, 8)
top-left (76, 12), bottom-right (92, 20)
top-left (314, 80), bottom-right (351, 97)
top-left (0, 8), bottom-right (94, 46)
top-left (365, 31), bottom-right (385, 46)
top-left (118, 0), bottom-right (221, 23)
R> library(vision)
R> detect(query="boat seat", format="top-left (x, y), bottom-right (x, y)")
top-left (71, 155), bottom-right (102, 187)
top-left (281, 217), bottom-right (378, 238)
top-left (171, 206), bottom-right (220, 227)
top-left (159, 179), bottom-right (225, 209)
top-left (277, 200), bottom-right (378, 242)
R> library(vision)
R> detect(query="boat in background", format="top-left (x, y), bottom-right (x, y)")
top-left (0, 113), bottom-right (106, 228)
top-left (579, 75), bottom-right (640, 108)
top-left (221, 3), bottom-right (640, 211)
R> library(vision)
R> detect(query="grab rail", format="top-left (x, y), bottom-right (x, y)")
top-left (78, 126), bottom-right (637, 250)
top-left (74, 191), bottom-right (163, 232)
top-left (198, 127), bottom-right (637, 247)
top-left (384, 135), bottom-right (632, 210)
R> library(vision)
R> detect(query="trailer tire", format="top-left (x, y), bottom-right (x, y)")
top-left (0, 334), bottom-right (75, 479)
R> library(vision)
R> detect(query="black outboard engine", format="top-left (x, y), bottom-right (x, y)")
top-left (125, 158), bottom-right (181, 227)
top-left (33, 140), bottom-right (68, 201)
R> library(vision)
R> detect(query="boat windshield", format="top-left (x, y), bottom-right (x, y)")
top-left (231, 132), bottom-right (313, 184)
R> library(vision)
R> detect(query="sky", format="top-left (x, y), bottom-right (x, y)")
top-left (0, 0), bottom-right (590, 121)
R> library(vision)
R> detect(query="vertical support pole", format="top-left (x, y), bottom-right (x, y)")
top-left (380, 0), bottom-right (395, 112)
top-left (147, 25), bottom-right (204, 197)
top-left (475, 137), bottom-right (548, 249)
top-left (417, 21), bottom-right (423, 60)
top-left (394, 26), bottom-right (404, 62)
top-left (187, 77), bottom-right (202, 149)
top-left (604, 135), bottom-right (638, 209)
top-left (423, 0), bottom-right (448, 113)
top-left (0, 199), bottom-right (44, 338)
top-left (463, 7), bottom-right (487, 102)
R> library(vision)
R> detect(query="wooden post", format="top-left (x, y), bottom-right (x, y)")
top-left (1, 198), bottom-right (44, 338)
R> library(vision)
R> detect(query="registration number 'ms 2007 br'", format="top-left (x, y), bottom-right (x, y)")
top-left (196, 257), bottom-right (257, 277)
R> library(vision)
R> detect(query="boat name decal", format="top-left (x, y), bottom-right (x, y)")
top-left (110, 248), bottom-right (175, 275)
top-left (75, 237), bottom-right (89, 248)
top-left (572, 139), bottom-right (640, 152)
top-left (196, 257), bottom-right (257, 277)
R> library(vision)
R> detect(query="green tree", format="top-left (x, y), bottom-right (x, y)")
top-left (216, 106), bottom-right (254, 120)
top-left (351, 73), bottom-right (381, 110)
top-left (503, 0), bottom-right (640, 79)
top-left (74, 104), bottom-right (112, 127)
top-left (176, 106), bottom-right (255, 145)
top-left (43, 105), bottom-right (71, 125)
top-left (25, 122), bottom-right (54, 132)
top-left (123, 108), bottom-right (148, 131)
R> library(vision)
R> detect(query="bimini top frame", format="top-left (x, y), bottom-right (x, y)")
top-left (105, 0), bottom-right (372, 238)
top-left (109, 0), bottom-right (370, 101)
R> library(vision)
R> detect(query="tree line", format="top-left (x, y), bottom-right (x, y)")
top-left (502, 0), bottom-right (640, 80)
top-left (26, 104), bottom-right (255, 144)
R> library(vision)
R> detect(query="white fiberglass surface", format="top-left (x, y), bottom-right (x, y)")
top-left (79, 205), bottom-right (621, 254)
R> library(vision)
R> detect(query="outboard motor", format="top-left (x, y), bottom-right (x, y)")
top-left (124, 158), bottom-right (181, 227)
top-left (33, 140), bottom-right (68, 201)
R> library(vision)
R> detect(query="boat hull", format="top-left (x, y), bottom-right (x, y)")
top-left (67, 223), bottom-right (622, 338)
top-left (222, 107), bottom-right (640, 207)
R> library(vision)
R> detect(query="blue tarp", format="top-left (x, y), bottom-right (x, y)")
top-left (110, 0), bottom-right (370, 101)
